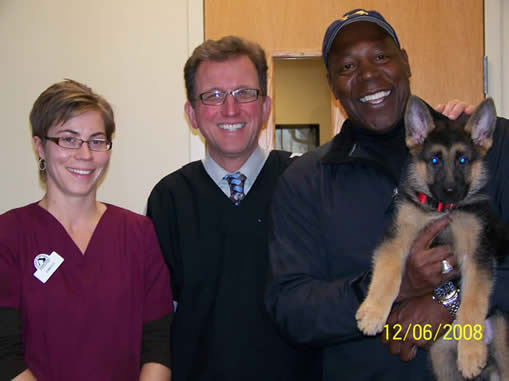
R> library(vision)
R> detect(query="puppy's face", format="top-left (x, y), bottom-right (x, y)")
top-left (404, 96), bottom-right (497, 204)
top-left (417, 122), bottom-right (483, 203)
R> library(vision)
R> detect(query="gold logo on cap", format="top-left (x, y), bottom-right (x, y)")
top-left (340, 10), bottom-right (368, 21)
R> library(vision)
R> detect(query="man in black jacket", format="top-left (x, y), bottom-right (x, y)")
top-left (266, 9), bottom-right (509, 380)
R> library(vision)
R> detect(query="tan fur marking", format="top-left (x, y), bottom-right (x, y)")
top-left (407, 143), bottom-right (422, 156)
top-left (479, 137), bottom-right (493, 153)
top-left (406, 137), bottom-right (417, 150)
top-left (405, 163), bottom-right (427, 195)
top-left (470, 161), bottom-right (483, 181)
top-left (450, 143), bottom-right (468, 153)
top-left (427, 144), bottom-right (447, 152)
top-left (451, 213), bottom-right (491, 378)
top-left (468, 161), bottom-right (488, 196)
top-left (356, 203), bottom-right (436, 335)
top-left (397, 202), bottom-right (437, 228)
top-left (456, 271), bottom-right (491, 378)
top-left (450, 212), bottom-right (482, 266)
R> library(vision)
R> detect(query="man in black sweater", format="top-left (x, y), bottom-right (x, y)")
top-left (146, 36), bottom-right (305, 381)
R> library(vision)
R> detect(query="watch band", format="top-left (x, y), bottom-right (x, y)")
top-left (432, 280), bottom-right (461, 318)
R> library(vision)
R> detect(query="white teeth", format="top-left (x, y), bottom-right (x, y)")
top-left (218, 123), bottom-right (245, 131)
top-left (360, 90), bottom-right (391, 104)
top-left (68, 168), bottom-right (92, 175)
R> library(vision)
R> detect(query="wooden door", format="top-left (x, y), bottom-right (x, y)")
top-left (205, 0), bottom-right (484, 149)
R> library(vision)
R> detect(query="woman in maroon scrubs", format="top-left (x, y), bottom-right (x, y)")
top-left (0, 80), bottom-right (173, 381)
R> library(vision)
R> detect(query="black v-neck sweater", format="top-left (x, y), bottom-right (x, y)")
top-left (147, 150), bottom-right (313, 381)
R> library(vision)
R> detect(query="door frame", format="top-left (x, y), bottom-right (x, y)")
top-left (261, 50), bottom-right (345, 150)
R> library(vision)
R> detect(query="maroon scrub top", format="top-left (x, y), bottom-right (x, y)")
top-left (0, 203), bottom-right (172, 381)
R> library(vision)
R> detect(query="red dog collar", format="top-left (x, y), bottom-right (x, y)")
top-left (417, 193), bottom-right (456, 212)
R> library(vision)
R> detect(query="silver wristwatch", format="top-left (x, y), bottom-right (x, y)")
top-left (432, 280), bottom-right (460, 318)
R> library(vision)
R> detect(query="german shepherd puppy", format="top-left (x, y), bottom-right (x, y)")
top-left (355, 95), bottom-right (509, 380)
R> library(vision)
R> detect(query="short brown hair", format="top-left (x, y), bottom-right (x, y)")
top-left (184, 36), bottom-right (268, 103)
top-left (30, 79), bottom-right (115, 140)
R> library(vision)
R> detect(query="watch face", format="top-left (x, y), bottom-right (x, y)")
top-left (442, 292), bottom-right (459, 305)
top-left (434, 281), bottom-right (458, 301)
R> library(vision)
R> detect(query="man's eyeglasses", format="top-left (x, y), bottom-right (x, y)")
top-left (44, 136), bottom-right (113, 152)
top-left (198, 88), bottom-right (260, 105)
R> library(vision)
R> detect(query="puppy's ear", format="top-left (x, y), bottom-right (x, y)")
top-left (465, 98), bottom-right (497, 153)
top-left (404, 95), bottom-right (434, 150)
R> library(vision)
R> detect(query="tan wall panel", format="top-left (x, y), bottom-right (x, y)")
top-left (205, 0), bottom-right (484, 108)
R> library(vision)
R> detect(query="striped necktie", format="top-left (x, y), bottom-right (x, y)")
top-left (224, 172), bottom-right (247, 206)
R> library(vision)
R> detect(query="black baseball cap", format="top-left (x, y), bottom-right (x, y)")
top-left (322, 8), bottom-right (400, 69)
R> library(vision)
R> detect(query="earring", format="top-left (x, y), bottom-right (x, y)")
top-left (38, 158), bottom-right (46, 171)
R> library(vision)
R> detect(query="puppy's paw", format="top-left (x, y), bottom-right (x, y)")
top-left (457, 339), bottom-right (487, 379)
top-left (355, 299), bottom-right (389, 336)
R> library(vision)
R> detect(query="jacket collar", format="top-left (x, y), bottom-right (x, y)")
top-left (320, 119), bottom-right (358, 164)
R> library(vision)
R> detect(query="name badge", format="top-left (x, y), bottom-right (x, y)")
top-left (33, 251), bottom-right (64, 284)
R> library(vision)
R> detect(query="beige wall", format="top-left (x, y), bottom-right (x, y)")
top-left (274, 59), bottom-right (332, 145)
top-left (0, 0), bottom-right (204, 215)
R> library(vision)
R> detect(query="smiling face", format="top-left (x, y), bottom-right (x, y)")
top-left (33, 110), bottom-right (111, 202)
top-left (327, 22), bottom-right (411, 134)
top-left (185, 55), bottom-right (271, 171)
